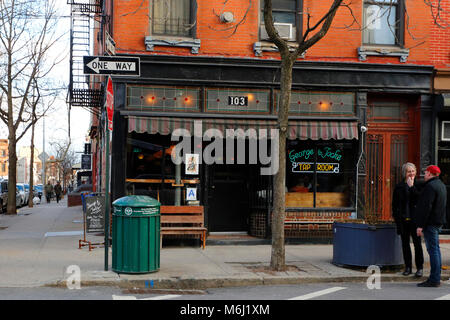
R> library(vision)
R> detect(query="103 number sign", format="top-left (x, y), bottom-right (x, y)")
top-left (228, 96), bottom-right (248, 106)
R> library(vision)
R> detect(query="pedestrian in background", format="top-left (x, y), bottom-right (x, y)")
top-left (392, 162), bottom-right (424, 278)
top-left (44, 181), bottom-right (53, 204)
top-left (415, 165), bottom-right (447, 287)
top-left (54, 181), bottom-right (62, 203)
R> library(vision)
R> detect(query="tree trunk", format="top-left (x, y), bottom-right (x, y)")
top-left (270, 55), bottom-right (294, 270)
top-left (7, 132), bottom-right (17, 215)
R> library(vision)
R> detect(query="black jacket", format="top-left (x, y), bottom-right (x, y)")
top-left (392, 180), bottom-right (422, 235)
top-left (415, 177), bottom-right (447, 229)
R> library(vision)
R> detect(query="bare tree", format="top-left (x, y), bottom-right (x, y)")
top-left (26, 82), bottom-right (56, 207)
top-left (0, 0), bottom-right (63, 214)
top-left (264, 0), bottom-right (344, 271)
top-left (48, 137), bottom-right (77, 194)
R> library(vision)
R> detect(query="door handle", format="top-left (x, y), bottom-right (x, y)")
top-left (386, 178), bottom-right (390, 188)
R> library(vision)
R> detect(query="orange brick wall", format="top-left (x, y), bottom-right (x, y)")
top-left (112, 0), bottom-right (446, 67)
top-left (429, 0), bottom-right (450, 68)
top-left (113, 0), bottom-right (150, 54)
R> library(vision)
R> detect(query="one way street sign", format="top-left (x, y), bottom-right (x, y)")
top-left (83, 56), bottom-right (140, 76)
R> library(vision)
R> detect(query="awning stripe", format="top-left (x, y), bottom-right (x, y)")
top-left (127, 117), bottom-right (358, 140)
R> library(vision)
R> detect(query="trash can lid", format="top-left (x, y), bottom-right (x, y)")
top-left (112, 195), bottom-right (160, 208)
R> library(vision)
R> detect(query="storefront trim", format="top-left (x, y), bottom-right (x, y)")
top-left (127, 116), bottom-right (359, 141)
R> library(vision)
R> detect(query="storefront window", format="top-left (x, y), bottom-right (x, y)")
top-left (125, 132), bottom-right (199, 205)
top-left (286, 140), bottom-right (357, 208)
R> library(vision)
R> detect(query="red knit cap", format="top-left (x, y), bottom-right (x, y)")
top-left (426, 165), bottom-right (441, 175)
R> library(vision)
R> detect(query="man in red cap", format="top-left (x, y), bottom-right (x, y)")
top-left (415, 165), bottom-right (447, 287)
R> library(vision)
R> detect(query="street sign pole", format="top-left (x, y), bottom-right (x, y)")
top-left (104, 76), bottom-right (114, 272)
top-left (104, 125), bottom-right (110, 271)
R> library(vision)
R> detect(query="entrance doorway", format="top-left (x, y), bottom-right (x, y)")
top-left (365, 96), bottom-right (420, 220)
top-left (207, 164), bottom-right (251, 232)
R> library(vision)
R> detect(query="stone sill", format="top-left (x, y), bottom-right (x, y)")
top-left (254, 41), bottom-right (306, 58)
top-left (358, 46), bottom-right (409, 63)
top-left (145, 36), bottom-right (201, 54)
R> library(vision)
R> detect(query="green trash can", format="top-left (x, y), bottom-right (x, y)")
top-left (112, 195), bottom-right (160, 273)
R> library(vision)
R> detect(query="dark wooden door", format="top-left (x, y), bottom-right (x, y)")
top-left (366, 96), bottom-right (420, 220)
top-left (207, 164), bottom-right (250, 232)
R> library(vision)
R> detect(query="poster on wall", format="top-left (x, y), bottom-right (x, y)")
top-left (185, 154), bottom-right (199, 175)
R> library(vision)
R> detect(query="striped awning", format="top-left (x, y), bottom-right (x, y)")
top-left (127, 116), bottom-right (358, 140)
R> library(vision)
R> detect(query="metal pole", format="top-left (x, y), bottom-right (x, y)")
top-left (104, 122), bottom-right (110, 271)
top-left (42, 117), bottom-right (46, 184)
top-left (175, 162), bottom-right (181, 205)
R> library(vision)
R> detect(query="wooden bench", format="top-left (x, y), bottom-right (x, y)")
top-left (160, 205), bottom-right (207, 249)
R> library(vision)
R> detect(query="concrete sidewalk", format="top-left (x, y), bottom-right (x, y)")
top-left (0, 198), bottom-right (449, 289)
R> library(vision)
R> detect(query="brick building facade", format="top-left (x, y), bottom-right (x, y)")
top-left (71, 0), bottom-right (449, 240)
top-left (0, 139), bottom-right (8, 179)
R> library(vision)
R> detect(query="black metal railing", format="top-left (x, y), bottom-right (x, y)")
top-left (67, 0), bottom-right (103, 14)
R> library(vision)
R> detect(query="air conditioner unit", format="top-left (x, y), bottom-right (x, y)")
top-left (260, 23), bottom-right (294, 40)
top-left (441, 121), bottom-right (450, 141)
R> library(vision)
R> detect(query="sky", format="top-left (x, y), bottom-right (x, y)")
top-left (1, 1), bottom-right (92, 159)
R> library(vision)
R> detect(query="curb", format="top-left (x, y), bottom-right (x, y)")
top-left (47, 272), bottom-right (450, 290)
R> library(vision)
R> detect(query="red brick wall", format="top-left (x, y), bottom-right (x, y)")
top-left (113, 0), bottom-right (150, 54)
top-left (112, 0), bottom-right (443, 66)
top-left (429, 0), bottom-right (450, 68)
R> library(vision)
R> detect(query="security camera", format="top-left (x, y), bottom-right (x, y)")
top-left (360, 126), bottom-right (368, 133)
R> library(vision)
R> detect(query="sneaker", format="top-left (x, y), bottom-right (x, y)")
top-left (417, 280), bottom-right (440, 287)
top-left (414, 269), bottom-right (423, 278)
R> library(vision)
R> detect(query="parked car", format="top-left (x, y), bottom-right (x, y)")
top-left (33, 184), bottom-right (43, 200)
top-left (15, 187), bottom-right (22, 207)
top-left (0, 180), bottom-right (7, 213)
top-left (16, 183), bottom-right (27, 207)
top-left (24, 183), bottom-right (30, 204)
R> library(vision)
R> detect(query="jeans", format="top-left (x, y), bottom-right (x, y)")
top-left (424, 225), bottom-right (442, 283)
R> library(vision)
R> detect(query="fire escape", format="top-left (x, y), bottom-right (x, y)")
top-left (67, 0), bottom-right (103, 110)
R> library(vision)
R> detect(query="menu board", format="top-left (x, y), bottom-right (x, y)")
top-left (85, 196), bottom-right (105, 233)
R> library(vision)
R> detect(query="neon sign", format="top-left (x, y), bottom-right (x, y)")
top-left (291, 162), bottom-right (340, 174)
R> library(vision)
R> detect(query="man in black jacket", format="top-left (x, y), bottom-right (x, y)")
top-left (392, 162), bottom-right (424, 277)
top-left (415, 165), bottom-right (447, 287)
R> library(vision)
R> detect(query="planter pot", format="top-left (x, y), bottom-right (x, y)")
top-left (332, 222), bottom-right (403, 267)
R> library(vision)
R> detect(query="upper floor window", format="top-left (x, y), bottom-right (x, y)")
top-left (260, 0), bottom-right (301, 41)
top-left (363, 0), bottom-right (404, 46)
top-left (151, 0), bottom-right (194, 37)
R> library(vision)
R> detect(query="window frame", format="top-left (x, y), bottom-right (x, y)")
top-left (362, 0), bottom-right (405, 47)
top-left (259, 0), bottom-right (303, 42)
top-left (286, 139), bottom-right (358, 210)
top-left (150, 0), bottom-right (196, 38)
